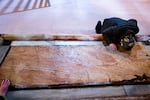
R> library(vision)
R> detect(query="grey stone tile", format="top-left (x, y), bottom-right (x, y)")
top-left (81, 95), bottom-right (150, 100)
top-left (145, 46), bottom-right (150, 56)
top-left (0, 46), bottom-right (10, 65)
top-left (124, 85), bottom-right (150, 96)
top-left (7, 86), bottom-right (125, 100)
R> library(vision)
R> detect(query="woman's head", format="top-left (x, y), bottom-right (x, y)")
top-left (120, 30), bottom-right (136, 50)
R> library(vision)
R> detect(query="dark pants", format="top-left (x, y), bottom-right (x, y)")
top-left (0, 96), bottom-right (6, 100)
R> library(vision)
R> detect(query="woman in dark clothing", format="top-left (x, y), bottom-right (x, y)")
top-left (95, 17), bottom-right (139, 51)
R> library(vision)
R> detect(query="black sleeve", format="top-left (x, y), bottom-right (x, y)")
top-left (127, 19), bottom-right (139, 34)
top-left (95, 21), bottom-right (101, 33)
top-left (102, 26), bottom-right (118, 44)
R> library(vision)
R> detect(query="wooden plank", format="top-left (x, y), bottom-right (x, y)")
top-left (0, 46), bottom-right (10, 65)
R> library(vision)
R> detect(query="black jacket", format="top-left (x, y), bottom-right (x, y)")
top-left (95, 17), bottom-right (139, 44)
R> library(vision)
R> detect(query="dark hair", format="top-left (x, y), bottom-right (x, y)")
top-left (120, 32), bottom-right (136, 50)
top-left (125, 29), bottom-right (135, 36)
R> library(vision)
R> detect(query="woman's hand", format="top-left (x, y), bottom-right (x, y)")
top-left (109, 43), bottom-right (117, 51)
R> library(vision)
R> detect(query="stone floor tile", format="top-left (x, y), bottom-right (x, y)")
top-left (124, 85), bottom-right (150, 96)
top-left (7, 86), bottom-right (125, 100)
top-left (0, 46), bottom-right (10, 65)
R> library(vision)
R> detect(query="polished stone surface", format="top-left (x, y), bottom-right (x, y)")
top-left (0, 0), bottom-right (50, 15)
top-left (0, 0), bottom-right (150, 99)
top-left (0, 46), bottom-right (10, 65)
top-left (7, 86), bottom-right (125, 100)
top-left (124, 85), bottom-right (150, 96)
top-left (11, 41), bottom-right (102, 46)
top-left (0, 42), bottom-right (150, 89)
top-left (0, 0), bottom-right (150, 35)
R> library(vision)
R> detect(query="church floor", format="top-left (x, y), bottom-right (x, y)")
top-left (0, 0), bottom-right (150, 35)
top-left (0, 0), bottom-right (150, 99)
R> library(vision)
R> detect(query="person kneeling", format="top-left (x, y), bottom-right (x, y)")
top-left (95, 17), bottom-right (139, 51)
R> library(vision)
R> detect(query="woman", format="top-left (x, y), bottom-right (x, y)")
top-left (95, 17), bottom-right (139, 51)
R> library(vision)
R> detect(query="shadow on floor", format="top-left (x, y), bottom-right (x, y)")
top-left (0, 0), bottom-right (51, 16)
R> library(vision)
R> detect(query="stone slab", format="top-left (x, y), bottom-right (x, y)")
top-left (7, 86), bottom-right (125, 100)
top-left (124, 85), bottom-right (150, 96)
top-left (0, 46), bottom-right (10, 65)
top-left (0, 42), bottom-right (150, 89)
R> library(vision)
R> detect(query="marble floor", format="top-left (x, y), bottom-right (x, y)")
top-left (1, 41), bottom-right (149, 89)
top-left (0, 0), bottom-right (150, 99)
top-left (0, 0), bottom-right (150, 35)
